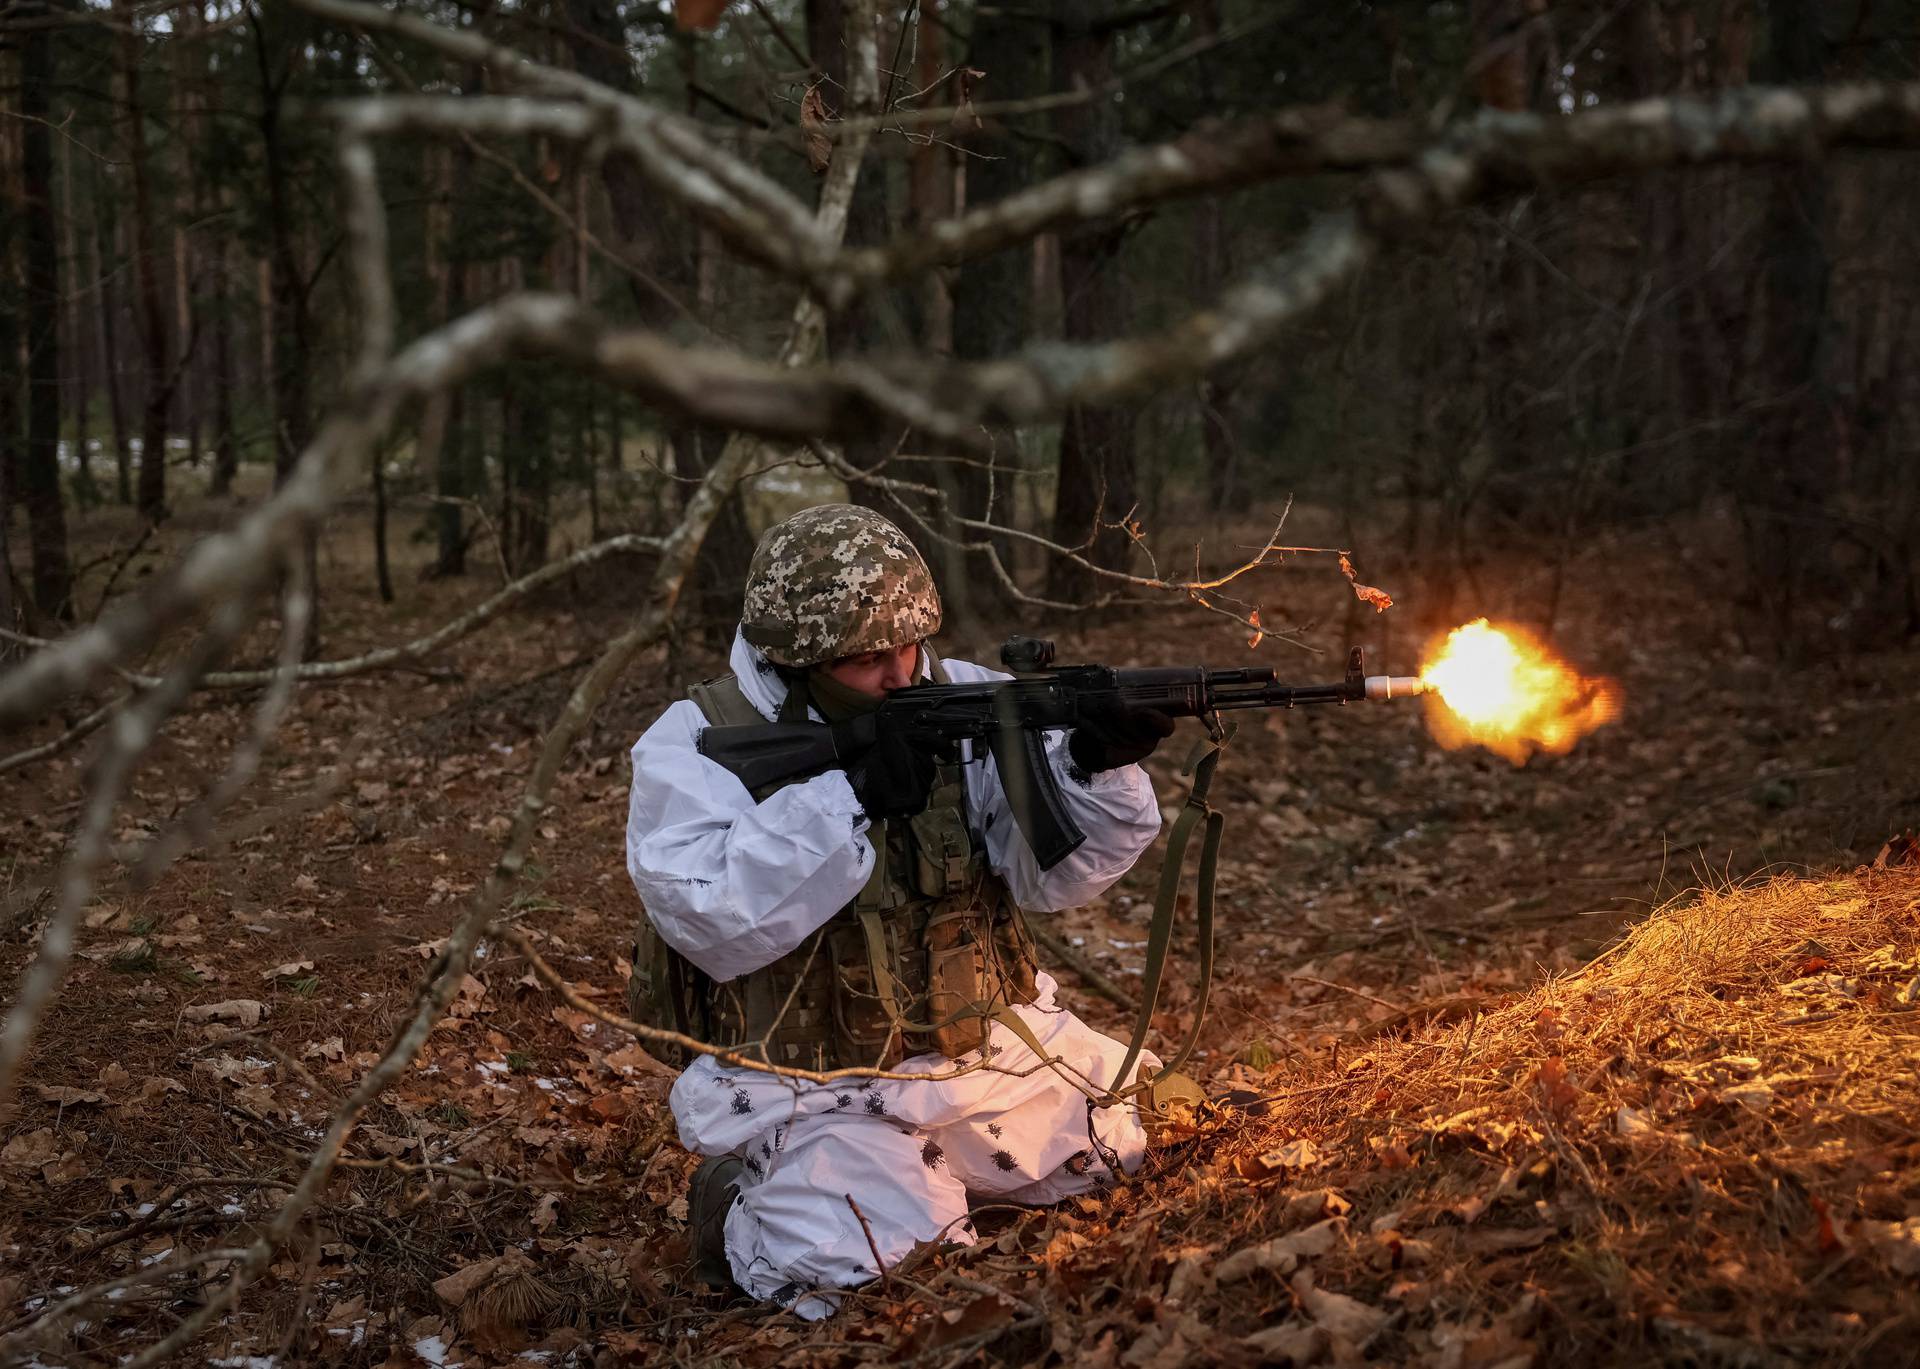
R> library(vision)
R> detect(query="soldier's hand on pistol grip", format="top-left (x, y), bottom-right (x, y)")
top-left (1068, 699), bottom-right (1176, 775)
top-left (843, 730), bottom-right (938, 820)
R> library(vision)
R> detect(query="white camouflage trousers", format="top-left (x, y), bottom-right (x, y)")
top-left (669, 973), bottom-right (1157, 1318)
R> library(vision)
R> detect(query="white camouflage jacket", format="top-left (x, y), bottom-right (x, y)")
top-left (624, 631), bottom-right (1162, 983)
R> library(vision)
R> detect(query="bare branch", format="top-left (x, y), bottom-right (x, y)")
top-left (0, 692), bottom-right (126, 776)
top-left (805, 439), bottom-right (1328, 647)
top-left (830, 108), bottom-right (1419, 292)
top-left (124, 553), bottom-right (310, 889)
top-left (0, 586), bottom-right (260, 1108)
top-left (294, 0), bottom-right (834, 278)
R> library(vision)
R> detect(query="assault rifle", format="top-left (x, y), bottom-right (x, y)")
top-left (697, 636), bottom-right (1423, 871)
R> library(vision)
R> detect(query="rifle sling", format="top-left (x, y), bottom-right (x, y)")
top-left (1105, 728), bottom-right (1227, 1101)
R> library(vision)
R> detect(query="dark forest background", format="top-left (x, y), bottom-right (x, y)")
top-left (2, 0), bottom-right (1917, 657)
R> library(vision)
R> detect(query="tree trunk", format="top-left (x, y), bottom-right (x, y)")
top-left (427, 64), bottom-right (481, 577)
top-left (897, 0), bottom-right (978, 621)
top-left (1188, 0), bottom-right (1239, 515)
top-left (435, 250), bottom-right (471, 578)
top-left (949, 5), bottom-right (1046, 600)
top-left (93, 196), bottom-right (133, 504)
top-left (1625, 0), bottom-right (1709, 511)
top-left (372, 442), bottom-right (394, 603)
top-left (119, 0), bottom-right (172, 522)
top-left (58, 118), bottom-right (96, 509)
top-left (1047, 4), bottom-right (1136, 601)
top-left (250, 2), bottom-right (320, 652)
top-left (811, 0), bottom-right (921, 541)
top-left (562, 0), bottom-right (746, 634)
top-left (209, 226), bottom-right (238, 497)
top-left (0, 499), bottom-right (15, 655)
top-left (22, 2), bottom-right (74, 619)
top-left (253, 10), bottom-right (312, 481)
top-left (1743, 0), bottom-right (1833, 650)
top-left (172, 0), bottom-right (203, 474)
top-left (0, 96), bottom-right (20, 608)
top-left (505, 375), bottom-right (551, 575)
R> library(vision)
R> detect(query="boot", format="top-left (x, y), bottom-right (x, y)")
top-left (688, 1155), bottom-right (745, 1289)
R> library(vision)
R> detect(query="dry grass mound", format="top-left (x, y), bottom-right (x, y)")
top-left (1067, 865), bottom-right (1920, 1368)
top-left (655, 868), bottom-right (1920, 1369)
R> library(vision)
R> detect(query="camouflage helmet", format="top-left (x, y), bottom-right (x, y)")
top-left (740, 504), bottom-right (942, 667)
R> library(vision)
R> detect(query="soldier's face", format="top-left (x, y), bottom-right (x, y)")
top-left (821, 641), bottom-right (920, 698)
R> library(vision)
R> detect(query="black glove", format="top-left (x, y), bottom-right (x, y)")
top-left (1068, 700), bottom-right (1176, 776)
top-left (845, 732), bottom-right (938, 819)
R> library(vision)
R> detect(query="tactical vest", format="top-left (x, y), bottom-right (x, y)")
top-left (630, 656), bottom-right (1042, 1072)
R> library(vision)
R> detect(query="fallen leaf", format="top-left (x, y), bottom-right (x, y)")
top-left (1464, 1225), bottom-right (1556, 1255)
top-left (1254, 1137), bottom-right (1325, 1173)
top-left (1216, 1218), bottom-right (1348, 1283)
top-left (1292, 1270), bottom-right (1389, 1344)
top-left (1370, 1136), bottom-right (1416, 1169)
top-left (603, 1042), bottom-right (674, 1079)
top-left (1239, 1322), bottom-right (1327, 1365)
top-left (435, 1252), bottom-right (525, 1307)
top-left (43, 1150), bottom-right (91, 1184)
top-left (33, 1085), bottom-right (106, 1107)
top-left (1283, 1189), bottom-right (1352, 1224)
top-left (1615, 1104), bottom-right (1656, 1137)
top-left (904, 1293), bottom-right (1017, 1356)
top-left (1719, 1079), bottom-right (1775, 1112)
top-left (97, 1062), bottom-right (131, 1090)
top-left (1163, 1248), bottom-right (1209, 1303)
top-left (263, 960), bottom-right (315, 980)
top-left (450, 974), bottom-right (489, 1017)
top-left (182, 999), bottom-right (267, 1028)
top-left (531, 1193), bottom-right (560, 1232)
top-left (233, 1082), bottom-right (283, 1116)
top-left (194, 1055), bottom-right (267, 1084)
top-left (1862, 1216), bottom-right (1920, 1274)
top-left (139, 1076), bottom-right (186, 1102)
top-left (2, 1129), bottom-right (58, 1170)
top-left (588, 1092), bottom-right (633, 1121)
top-left (304, 1037), bottom-right (345, 1061)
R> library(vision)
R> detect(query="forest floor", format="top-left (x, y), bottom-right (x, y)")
top-left (3, 483), bottom-right (1918, 1367)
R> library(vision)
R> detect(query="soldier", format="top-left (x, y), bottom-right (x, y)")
top-left (624, 504), bottom-right (1173, 1316)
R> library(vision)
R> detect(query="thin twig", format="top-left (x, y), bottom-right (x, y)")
top-left (846, 1193), bottom-right (893, 1295)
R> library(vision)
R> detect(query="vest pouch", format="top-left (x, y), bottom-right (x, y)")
top-left (924, 904), bottom-right (994, 1060)
top-left (825, 919), bottom-right (911, 1067)
top-left (908, 792), bottom-right (974, 897)
top-left (629, 913), bottom-right (700, 1068)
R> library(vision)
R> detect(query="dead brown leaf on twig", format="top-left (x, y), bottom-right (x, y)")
top-left (954, 67), bottom-right (986, 130)
top-left (674, 0), bottom-right (727, 31)
top-left (801, 84), bottom-right (833, 175)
